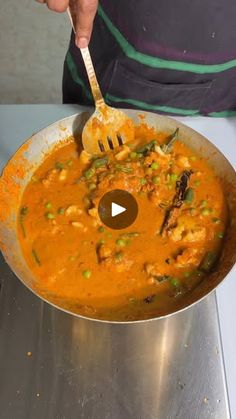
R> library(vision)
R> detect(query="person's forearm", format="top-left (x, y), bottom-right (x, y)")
top-left (36, 0), bottom-right (98, 48)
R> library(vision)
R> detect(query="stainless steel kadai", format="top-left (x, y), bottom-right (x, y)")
top-left (0, 109), bottom-right (235, 323)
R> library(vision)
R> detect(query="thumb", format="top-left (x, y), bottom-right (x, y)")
top-left (75, 0), bottom-right (98, 48)
top-left (47, 0), bottom-right (69, 12)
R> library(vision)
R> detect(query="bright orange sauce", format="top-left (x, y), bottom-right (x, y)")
top-left (18, 125), bottom-right (228, 321)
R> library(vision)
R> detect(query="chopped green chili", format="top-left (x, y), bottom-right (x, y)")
top-left (184, 188), bottom-right (194, 203)
top-left (115, 164), bottom-right (133, 173)
top-left (84, 168), bottom-right (95, 179)
top-left (32, 249), bottom-right (41, 266)
top-left (20, 206), bottom-right (28, 238)
top-left (136, 139), bottom-right (157, 155)
top-left (161, 128), bottom-right (179, 153)
top-left (92, 156), bottom-right (109, 169)
top-left (57, 207), bottom-right (65, 215)
top-left (154, 275), bottom-right (171, 283)
top-left (55, 162), bottom-right (64, 170)
top-left (199, 251), bottom-right (217, 273)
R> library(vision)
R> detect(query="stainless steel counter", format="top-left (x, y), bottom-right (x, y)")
top-left (0, 105), bottom-right (235, 419)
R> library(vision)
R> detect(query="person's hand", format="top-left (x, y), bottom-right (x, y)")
top-left (36, 0), bottom-right (98, 48)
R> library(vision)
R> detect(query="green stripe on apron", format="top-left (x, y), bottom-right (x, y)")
top-left (66, 52), bottom-right (236, 117)
top-left (98, 4), bottom-right (236, 75)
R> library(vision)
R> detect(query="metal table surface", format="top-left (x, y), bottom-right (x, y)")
top-left (0, 105), bottom-right (235, 419)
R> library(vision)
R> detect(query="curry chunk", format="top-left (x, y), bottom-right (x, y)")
top-left (175, 248), bottom-right (203, 268)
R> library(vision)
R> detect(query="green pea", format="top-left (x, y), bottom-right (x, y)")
top-left (169, 173), bottom-right (178, 183)
top-left (200, 200), bottom-right (207, 208)
top-left (98, 239), bottom-right (105, 245)
top-left (45, 201), bottom-right (52, 209)
top-left (190, 208), bottom-right (196, 216)
top-left (201, 208), bottom-right (211, 216)
top-left (82, 269), bottom-right (91, 279)
top-left (140, 178), bottom-right (147, 185)
top-left (216, 232), bottom-right (224, 239)
top-left (45, 212), bottom-right (55, 219)
top-left (130, 151), bottom-right (137, 159)
top-left (170, 278), bottom-right (180, 287)
top-left (151, 162), bottom-right (159, 170)
top-left (152, 176), bottom-right (160, 185)
top-left (98, 226), bottom-right (105, 233)
top-left (116, 239), bottom-right (127, 247)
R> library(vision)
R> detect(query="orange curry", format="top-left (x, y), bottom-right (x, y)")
top-left (18, 125), bottom-right (227, 321)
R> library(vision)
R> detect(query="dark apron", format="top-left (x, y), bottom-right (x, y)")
top-left (63, 0), bottom-right (236, 116)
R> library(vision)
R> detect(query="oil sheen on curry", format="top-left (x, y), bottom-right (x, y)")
top-left (18, 125), bottom-right (227, 321)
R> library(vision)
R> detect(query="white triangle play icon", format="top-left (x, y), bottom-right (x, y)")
top-left (111, 202), bottom-right (126, 217)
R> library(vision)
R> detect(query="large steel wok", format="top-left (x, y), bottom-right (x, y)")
top-left (0, 110), bottom-right (235, 323)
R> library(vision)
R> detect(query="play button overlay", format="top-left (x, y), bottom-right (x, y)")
top-left (98, 189), bottom-right (138, 230)
top-left (112, 202), bottom-right (126, 217)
